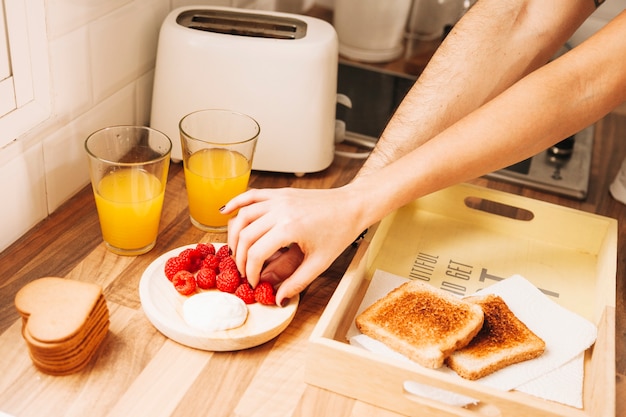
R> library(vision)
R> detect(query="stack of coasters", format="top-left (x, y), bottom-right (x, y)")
top-left (14, 277), bottom-right (110, 375)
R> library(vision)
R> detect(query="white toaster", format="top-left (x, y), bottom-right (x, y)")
top-left (150, 6), bottom-right (339, 175)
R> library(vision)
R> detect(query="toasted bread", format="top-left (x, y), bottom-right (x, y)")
top-left (445, 294), bottom-right (545, 380)
top-left (355, 280), bottom-right (484, 369)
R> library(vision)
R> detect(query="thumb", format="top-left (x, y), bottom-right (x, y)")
top-left (274, 258), bottom-right (326, 307)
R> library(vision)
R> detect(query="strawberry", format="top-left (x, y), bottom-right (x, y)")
top-left (215, 244), bottom-right (231, 260)
top-left (196, 268), bottom-right (217, 290)
top-left (172, 270), bottom-right (196, 295)
top-left (164, 256), bottom-right (188, 281)
top-left (234, 283), bottom-right (256, 304)
top-left (216, 268), bottom-right (241, 293)
top-left (195, 243), bottom-right (215, 258)
top-left (254, 281), bottom-right (276, 305)
top-left (179, 248), bottom-right (203, 272)
top-left (201, 254), bottom-right (220, 272)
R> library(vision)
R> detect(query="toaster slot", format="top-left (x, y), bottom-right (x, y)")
top-left (176, 9), bottom-right (307, 40)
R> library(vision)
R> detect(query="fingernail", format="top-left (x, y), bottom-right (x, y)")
top-left (279, 298), bottom-right (289, 308)
top-left (219, 205), bottom-right (226, 212)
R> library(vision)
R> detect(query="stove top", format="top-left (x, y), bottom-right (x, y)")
top-left (484, 127), bottom-right (593, 199)
top-left (337, 61), bottom-right (592, 200)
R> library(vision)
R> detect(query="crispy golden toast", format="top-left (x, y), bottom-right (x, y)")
top-left (355, 280), bottom-right (484, 369)
top-left (445, 294), bottom-right (546, 380)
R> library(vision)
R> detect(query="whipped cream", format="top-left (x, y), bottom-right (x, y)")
top-left (183, 292), bottom-right (248, 332)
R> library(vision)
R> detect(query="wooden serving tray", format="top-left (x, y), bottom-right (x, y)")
top-left (306, 183), bottom-right (616, 417)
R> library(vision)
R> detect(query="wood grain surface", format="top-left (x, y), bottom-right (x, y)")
top-left (0, 98), bottom-right (624, 417)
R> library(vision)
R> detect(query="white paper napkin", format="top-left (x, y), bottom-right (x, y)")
top-left (347, 271), bottom-right (598, 408)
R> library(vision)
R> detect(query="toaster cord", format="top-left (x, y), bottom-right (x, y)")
top-left (335, 149), bottom-right (371, 159)
top-left (335, 134), bottom-right (375, 159)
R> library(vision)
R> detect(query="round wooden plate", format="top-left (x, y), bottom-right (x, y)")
top-left (139, 244), bottom-right (299, 351)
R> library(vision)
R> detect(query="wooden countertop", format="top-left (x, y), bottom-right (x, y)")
top-left (0, 111), bottom-right (624, 415)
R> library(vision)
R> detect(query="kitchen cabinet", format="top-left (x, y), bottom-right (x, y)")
top-left (0, 0), bottom-right (51, 147)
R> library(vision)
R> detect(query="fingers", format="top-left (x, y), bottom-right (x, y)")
top-left (221, 188), bottom-right (264, 214)
top-left (274, 255), bottom-right (327, 306)
top-left (241, 223), bottom-right (293, 287)
top-left (226, 189), bottom-right (267, 254)
top-left (226, 188), bottom-right (304, 287)
top-left (227, 202), bottom-right (269, 275)
top-left (232, 212), bottom-right (292, 287)
top-left (259, 244), bottom-right (304, 286)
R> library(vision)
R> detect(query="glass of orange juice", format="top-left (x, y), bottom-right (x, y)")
top-left (85, 126), bottom-right (172, 255)
top-left (179, 109), bottom-right (260, 232)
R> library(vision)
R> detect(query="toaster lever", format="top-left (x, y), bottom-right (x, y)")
top-left (176, 9), bottom-right (307, 40)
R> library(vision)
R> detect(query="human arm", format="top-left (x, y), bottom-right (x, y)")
top-left (350, 9), bottom-right (626, 221)
top-left (224, 1), bottom-right (626, 306)
top-left (357, 0), bottom-right (596, 177)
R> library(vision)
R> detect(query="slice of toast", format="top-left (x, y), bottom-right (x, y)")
top-left (355, 280), bottom-right (484, 369)
top-left (445, 294), bottom-right (546, 380)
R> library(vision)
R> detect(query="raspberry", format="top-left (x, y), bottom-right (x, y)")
top-left (179, 248), bottom-right (203, 272)
top-left (201, 254), bottom-right (220, 272)
top-left (196, 268), bottom-right (217, 289)
top-left (216, 268), bottom-right (241, 293)
top-left (218, 256), bottom-right (237, 273)
top-left (164, 256), bottom-right (188, 281)
top-left (254, 282), bottom-right (276, 305)
top-left (234, 283), bottom-right (256, 304)
top-left (172, 270), bottom-right (196, 296)
top-left (195, 243), bottom-right (215, 258)
top-left (215, 244), bottom-right (231, 260)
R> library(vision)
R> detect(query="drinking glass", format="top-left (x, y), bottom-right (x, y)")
top-left (85, 126), bottom-right (172, 255)
top-left (179, 109), bottom-right (260, 232)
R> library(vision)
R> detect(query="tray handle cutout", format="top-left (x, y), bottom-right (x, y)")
top-left (403, 380), bottom-right (502, 417)
top-left (464, 196), bottom-right (534, 222)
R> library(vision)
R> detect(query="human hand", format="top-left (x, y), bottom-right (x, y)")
top-left (256, 244), bottom-right (304, 286)
top-left (222, 186), bottom-right (366, 306)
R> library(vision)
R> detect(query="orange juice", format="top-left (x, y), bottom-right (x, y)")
top-left (184, 148), bottom-right (251, 229)
top-left (94, 168), bottom-right (165, 252)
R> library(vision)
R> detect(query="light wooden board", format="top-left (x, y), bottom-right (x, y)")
top-left (307, 183), bottom-right (617, 417)
top-left (139, 244), bottom-right (298, 351)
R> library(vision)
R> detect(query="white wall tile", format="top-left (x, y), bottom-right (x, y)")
top-left (0, 142), bottom-right (47, 252)
top-left (89, 0), bottom-right (169, 102)
top-left (48, 27), bottom-right (92, 120)
top-left (43, 83), bottom-right (137, 212)
top-left (46, 0), bottom-right (133, 40)
top-left (136, 69), bottom-right (155, 126)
